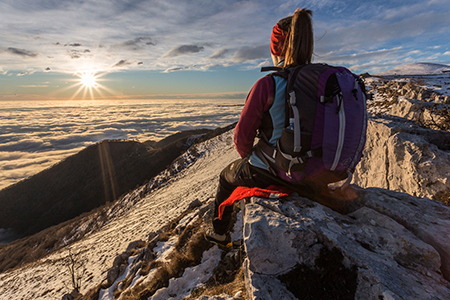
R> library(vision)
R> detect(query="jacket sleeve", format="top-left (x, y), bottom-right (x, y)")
top-left (234, 76), bottom-right (274, 158)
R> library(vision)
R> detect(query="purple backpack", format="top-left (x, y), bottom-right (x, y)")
top-left (258, 63), bottom-right (368, 185)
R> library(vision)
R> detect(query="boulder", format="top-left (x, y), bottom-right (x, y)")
top-left (353, 115), bottom-right (450, 199)
top-left (126, 239), bottom-right (145, 254)
top-left (61, 289), bottom-right (81, 300)
top-left (104, 264), bottom-right (127, 289)
top-left (113, 253), bottom-right (129, 267)
top-left (188, 198), bottom-right (202, 210)
top-left (242, 188), bottom-right (450, 300)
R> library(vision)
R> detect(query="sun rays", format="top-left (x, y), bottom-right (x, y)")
top-left (57, 70), bottom-right (120, 100)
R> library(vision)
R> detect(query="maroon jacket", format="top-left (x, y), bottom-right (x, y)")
top-left (234, 76), bottom-right (274, 158)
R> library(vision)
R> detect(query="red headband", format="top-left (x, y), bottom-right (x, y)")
top-left (270, 23), bottom-right (288, 57)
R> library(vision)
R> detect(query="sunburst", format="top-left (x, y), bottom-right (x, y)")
top-left (80, 72), bottom-right (98, 88)
top-left (57, 70), bottom-right (119, 100)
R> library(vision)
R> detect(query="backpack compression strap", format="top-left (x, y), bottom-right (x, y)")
top-left (288, 90), bottom-right (302, 152)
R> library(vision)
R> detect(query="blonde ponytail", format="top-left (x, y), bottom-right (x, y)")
top-left (283, 8), bottom-right (314, 67)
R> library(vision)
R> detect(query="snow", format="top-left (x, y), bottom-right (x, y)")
top-left (0, 130), bottom-right (239, 300)
top-left (375, 62), bottom-right (450, 76)
top-left (98, 255), bottom-right (138, 300)
top-left (149, 246), bottom-right (222, 300)
top-left (175, 211), bottom-right (199, 233)
top-left (154, 236), bottom-right (178, 262)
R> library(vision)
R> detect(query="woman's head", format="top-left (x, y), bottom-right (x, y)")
top-left (270, 8), bottom-right (313, 67)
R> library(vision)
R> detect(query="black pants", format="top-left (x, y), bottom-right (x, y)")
top-left (212, 158), bottom-right (284, 235)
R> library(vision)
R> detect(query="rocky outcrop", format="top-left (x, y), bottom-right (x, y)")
top-left (355, 74), bottom-right (450, 201)
top-left (79, 186), bottom-right (450, 300)
top-left (353, 115), bottom-right (450, 199)
top-left (243, 188), bottom-right (450, 300)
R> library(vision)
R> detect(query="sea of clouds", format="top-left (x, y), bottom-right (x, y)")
top-left (0, 99), bottom-right (243, 190)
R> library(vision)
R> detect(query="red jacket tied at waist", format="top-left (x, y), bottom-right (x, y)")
top-left (218, 185), bottom-right (291, 220)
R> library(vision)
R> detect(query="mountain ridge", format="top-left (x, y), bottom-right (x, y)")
top-left (375, 62), bottom-right (450, 76)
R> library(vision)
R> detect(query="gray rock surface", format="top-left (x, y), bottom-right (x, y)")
top-left (390, 97), bottom-right (450, 128)
top-left (242, 188), bottom-right (450, 300)
top-left (353, 115), bottom-right (450, 199)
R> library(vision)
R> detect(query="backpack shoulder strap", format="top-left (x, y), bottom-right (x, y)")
top-left (261, 66), bottom-right (283, 72)
top-left (260, 66), bottom-right (290, 80)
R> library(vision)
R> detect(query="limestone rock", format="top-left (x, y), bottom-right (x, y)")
top-left (113, 253), bottom-right (129, 267)
top-left (353, 115), bottom-right (450, 199)
top-left (104, 264), bottom-right (127, 288)
top-left (61, 289), bottom-right (81, 300)
top-left (126, 239), bottom-right (145, 254)
top-left (188, 198), bottom-right (202, 209)
top-left (242, 189), bottom-right (450, 300)
top-left (389, 97), bottom-right (449, 129)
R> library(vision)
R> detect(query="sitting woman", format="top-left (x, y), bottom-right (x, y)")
top-left (205, 8), bottom-right (317, 247)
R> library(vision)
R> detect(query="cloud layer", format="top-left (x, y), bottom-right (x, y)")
top-left (0, 98), bottom-right (243, 190)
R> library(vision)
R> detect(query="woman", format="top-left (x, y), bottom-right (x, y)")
top-left (205, 9), bottom-right (315, 247)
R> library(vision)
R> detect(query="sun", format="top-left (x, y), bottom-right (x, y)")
top-left (80, 72), bottom-right (98, 88)
top-left (60, 70), bottom-right (117, 100)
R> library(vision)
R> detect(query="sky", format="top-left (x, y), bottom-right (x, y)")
top-left (1, 0), bottom-right (450, 100)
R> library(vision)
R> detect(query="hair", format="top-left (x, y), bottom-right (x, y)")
top-left (283, 8), bottom-right (314, 67)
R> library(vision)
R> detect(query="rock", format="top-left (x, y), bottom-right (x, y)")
top-left (135, 247), bottom-right (155, 262)
top-left (389, 97), bottom-right (428, 122)
top-left (242, 189), bottom-right (450, 300)
top-left (197, 293), bottom-right (243, 300)
top-left (353, 115), bottom-right (450, 199)
top-left (359, 72), bottom-right (371, 78)
top-left (61, 289), bottom-right (81, 300)
top-left (126, 239), bottom-right (145, 254)
top-left (147, 231), bottom-right (158, 242)
top-left (105, 266), bottom-right (120, 288)
top-left (113, 253), bottom-right (129, 267)
top-left (105, 264), bottom-right (127, 288)
top-left (435, 95), bottom-right (450, 104)
top-left (188, 198), bottom-right (202, 210)
top-left (389, 97), bottom-right (450, 129)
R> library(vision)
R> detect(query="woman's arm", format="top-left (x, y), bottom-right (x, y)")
top-left (234, 76), bottom-right (274, 158)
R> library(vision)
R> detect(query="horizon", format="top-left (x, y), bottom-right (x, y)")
top-left (1, 0), bottom-right (450, 100)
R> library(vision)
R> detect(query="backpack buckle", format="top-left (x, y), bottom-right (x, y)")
top-left (289, 91), bottom-right (296, 105)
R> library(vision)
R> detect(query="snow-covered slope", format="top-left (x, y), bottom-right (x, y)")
top-left (375, 62), bottom-right (450, 76)
top-left (0, 130), bottom-right (239, 300)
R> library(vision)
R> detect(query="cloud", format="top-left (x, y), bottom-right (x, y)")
top-left (119, 37), bottom-right (155, 50)
top-left (232, 45), bottom-right (269, 63)
top-left (163, 65), bottom-right (198, 73)
top-left (0, 0), bottom-right (449, 77)
top-left (68, 49), bottom-right (91, 59)
top-left (19, 85), bottom-right (49, 88)
top-left (0, 98), bottom-right (243, 189)
top-left (112, 59), bottom-right (136, 68)
top-left (209, 49), bottom-right (230, 60)
top-left (6, 47), bottom-right (38, 57)
top-left (164, 45), bottom-right (205, 58)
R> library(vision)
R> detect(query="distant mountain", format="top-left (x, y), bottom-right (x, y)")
top-left (375, 62), bottom-right (450, 76)
top-left (0, 125), bottom-right (234, 238)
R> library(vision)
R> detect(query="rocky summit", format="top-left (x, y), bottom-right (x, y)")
top-left (243, 188), bottom-right (450, 300)
top-left (1, 70), bottom-right (450, 300)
